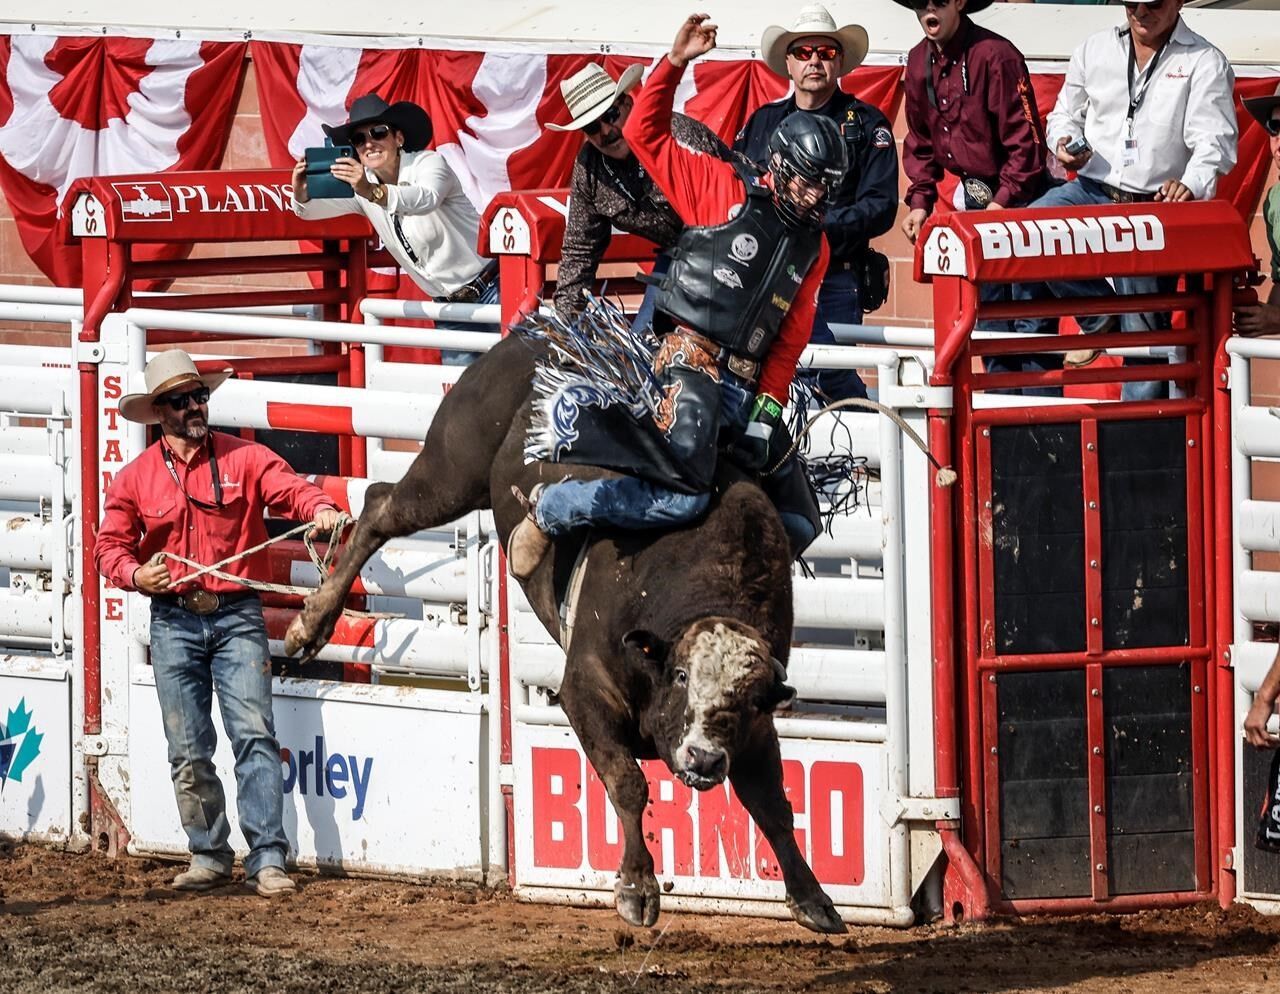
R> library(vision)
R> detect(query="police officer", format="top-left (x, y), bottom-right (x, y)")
top-left (734, 3), bottom-right (898, 403)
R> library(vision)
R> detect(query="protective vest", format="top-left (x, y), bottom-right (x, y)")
top-left (653, 162), bottom-right (823, 361)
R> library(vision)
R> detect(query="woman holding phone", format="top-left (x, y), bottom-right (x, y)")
top-left (291, 93), bottom-right (498, 358)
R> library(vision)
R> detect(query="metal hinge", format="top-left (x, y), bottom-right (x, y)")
top-left (881, 795), bottom-right (962, 826)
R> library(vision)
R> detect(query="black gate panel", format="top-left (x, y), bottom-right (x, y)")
top-left (1103, 664), bottom-right (1195, 894)
top-left (1242, 743), bottom-right (1280, 894)
top-left (998, 669), bottom-right (1091, 898)
top-left (990, 424), bottom-right (1086, 656)
top-left (1098, 419), bottom-right (1188, 651)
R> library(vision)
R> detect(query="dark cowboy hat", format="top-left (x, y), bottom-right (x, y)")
top-left (891, 0), bottom-right (995, 14)
top-left (1244, 81), bottom-right (1280, 128)
top-left (323, 93), bottom-right (433, 152)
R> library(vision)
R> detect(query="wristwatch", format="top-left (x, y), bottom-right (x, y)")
top-left (369, 183), bottom-right (386, 204)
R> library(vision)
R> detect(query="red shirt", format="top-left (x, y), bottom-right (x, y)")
top-left (623, 55), bottom-right (830, 402)
top-left (903, 19), bottom-right (1047, 211)
top-left (95, 432), bottom-right (336, 595)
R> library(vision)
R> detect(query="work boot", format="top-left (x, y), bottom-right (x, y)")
top-left (508, 484), bottom-right (551, 581)
top-left (246, 865), bottom-right (296, 897)
top-left (1064, 315), bottom-right (1118, 367)
top-left (172, 864), bottom-right (232, 892)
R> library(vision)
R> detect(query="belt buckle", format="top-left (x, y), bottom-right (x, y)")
top-left (448, 283), bottom-right (480, 304)
top-left (182, 589), bottom-right (220, 615)
top-left (727, 354), bottom-right (758, 381)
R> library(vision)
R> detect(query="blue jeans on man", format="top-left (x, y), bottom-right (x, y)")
top-left (1016, 176), bottom-right (1170, 401)
top-left (149, 595), bottom-right (288, 878)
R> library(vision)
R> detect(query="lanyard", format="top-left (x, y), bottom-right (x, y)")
top-left (1126, 32), bottom-right (1170, 135)
top-left (391, 215), bottom-right (420, 266)
top-left (161, 438), bottom-right (224, 511)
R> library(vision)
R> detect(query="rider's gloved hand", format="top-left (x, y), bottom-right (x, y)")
top-left (728, 393), bottom-right (783, 473)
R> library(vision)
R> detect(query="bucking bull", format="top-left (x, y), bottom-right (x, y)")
top-left (284, 335), bottom-right (846, 935)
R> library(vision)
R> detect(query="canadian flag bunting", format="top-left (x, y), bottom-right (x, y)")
top-left (252, 42), bottom-right (910, 215)
top-left (0, 33), bottom-right (1276, 289)
top-left (0, 35), bottom-right (246, 286)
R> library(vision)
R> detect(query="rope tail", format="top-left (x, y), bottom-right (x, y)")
top-left (768, 397), bottom-right (958, 487)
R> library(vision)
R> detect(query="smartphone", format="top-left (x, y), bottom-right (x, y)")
top-left (303, 143), bottom-right (356, 199)
top-left (1063, 135), bottom-right (1091, 158)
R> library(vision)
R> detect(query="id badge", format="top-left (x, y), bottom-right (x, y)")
top-left (1122, 138), bottom-right (1138, 167)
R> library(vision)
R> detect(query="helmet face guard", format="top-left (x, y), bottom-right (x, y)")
top-left (767, 112), bottom-right (848, 229)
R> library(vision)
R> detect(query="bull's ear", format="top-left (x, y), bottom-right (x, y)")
top-left (763, 657), bottom-right (797, 713)
top-left (621, 629), bottom-right (668, 667)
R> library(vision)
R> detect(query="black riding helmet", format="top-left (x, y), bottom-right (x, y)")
top-left (767, 112), bottom-right (848, 229)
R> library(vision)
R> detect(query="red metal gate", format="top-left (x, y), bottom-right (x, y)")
top-left (918, 201), bottom-right (1258, 918)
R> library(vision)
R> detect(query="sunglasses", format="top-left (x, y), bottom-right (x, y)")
top-left (155, 386), bottom-right (211, 412)
top-left (1265, 117), bottom-right (1280, 137)
top-left (350, 123), bottom-right (393, 146)
top-left (1120, 0), bottom-right (1167, 9)
top-left (583, 101), bottom-right (626, 137)
top-left (908, 0), bottom-right (952, 10)
top-left (787, 44), bottom-right (842, 63)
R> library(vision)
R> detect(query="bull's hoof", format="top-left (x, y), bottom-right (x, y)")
top-left (283, 611), bottom-right (332, 662)
top-left (787, 893), bottom-right (848, 935)
top-left (614, 877), bottom-right (660, 928)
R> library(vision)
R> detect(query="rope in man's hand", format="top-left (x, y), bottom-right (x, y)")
top-left (156, 513), bottom-right (394, 620)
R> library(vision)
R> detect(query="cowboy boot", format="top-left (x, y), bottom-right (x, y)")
top-left (508, 484), bottom-right (551, 581)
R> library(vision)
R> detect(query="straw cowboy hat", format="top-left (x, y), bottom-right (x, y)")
top-left (323, 93), bottom-right (434, 152)
top-left (546, 63), bottom-right (644, 132)
top-left (761, 4), bottom-right (870, 79)
top-left (1244, 81), bottom-right (1280, 127)
top-left (889, 0), bottom-right (995, 15)
top-left (119, 350), bottom-right (233, 425)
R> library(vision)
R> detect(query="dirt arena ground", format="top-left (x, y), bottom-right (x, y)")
top-left (4, 841), bottom-right (1280, 994)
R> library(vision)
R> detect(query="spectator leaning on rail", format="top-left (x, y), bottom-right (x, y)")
top-left (94, 351), bottom-right (340, 898)
top-left (508, 12), bottom-right (845, 581)
top-left (549, 62), bottom-right (731, 329)
top-left (733, 3), bottom-right (898, 404)
top-left (897, 0), bottom-right (1054, 393)
top-left (1234, 83), bottom-right (1280, 339)
top-left (1023, 0), bottom-right (1237, 399)
top-left (291, 94), bottom-right (497, 362)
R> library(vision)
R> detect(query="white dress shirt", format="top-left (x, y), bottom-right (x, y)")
top-left (294, 149), bottom-right (488, 298)
top-left (1045, 19), bottom-right (1237, 200)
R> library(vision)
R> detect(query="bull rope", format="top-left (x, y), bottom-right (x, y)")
top-left (767, 397), bottom-right (959, 488)
top-left (151, 513), bottom-right (394, 619)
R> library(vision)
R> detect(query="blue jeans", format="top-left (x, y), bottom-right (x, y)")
top-left (633, 253), bottom-right (669, 334)
top-left (149, 596), bottom-right (288, 877)
top-left (806, 266), bottom-right (869, 402)
top-left (435, 275), bottom-right (500, 366)
top-left (1016, 176), bottom-right (1169, 400)
top-left (536, 373), bottom-right (754, 534)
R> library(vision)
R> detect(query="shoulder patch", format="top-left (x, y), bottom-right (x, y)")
top-left (872, 127), bottom-right (893, 149)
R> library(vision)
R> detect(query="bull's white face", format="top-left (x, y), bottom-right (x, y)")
top-left (674, 623), bottom-right (769, 786)
top-left (622, 620), bottom-right (795, 791)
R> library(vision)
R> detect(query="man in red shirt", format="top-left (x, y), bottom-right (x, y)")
top-left (898, 0), bottom-right (1054, 393)
top-left (95, 350), bottom-right (339, 897)
top-left (509, 13), bottom-right (843, 579)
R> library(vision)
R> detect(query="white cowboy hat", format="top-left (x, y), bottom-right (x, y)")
top-left (119, 349), bottom-right (233, 425)
top-left (761, 4), bottom-right (870, 79)
top-left (546, 63), bottom-right (644, 133)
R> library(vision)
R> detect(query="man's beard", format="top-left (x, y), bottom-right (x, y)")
top-left (172, 414), bottom-right (208, 441)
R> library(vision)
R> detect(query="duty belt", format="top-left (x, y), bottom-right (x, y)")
top-left (1095, 181), bottom-right (1157, 205)
top-left (443, 263), bottom-right (498, 304)
top-left (156, 589), bottom-right (257, 616)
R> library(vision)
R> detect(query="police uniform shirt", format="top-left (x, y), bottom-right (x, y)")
top-left (733, 88), bottom-right (898, 265)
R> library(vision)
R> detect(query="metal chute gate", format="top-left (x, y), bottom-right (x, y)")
top-left (917, 201), bottom-right (1259, 918)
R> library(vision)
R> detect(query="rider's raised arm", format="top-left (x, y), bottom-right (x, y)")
top-left (623, 51), bottom-right (743, 228)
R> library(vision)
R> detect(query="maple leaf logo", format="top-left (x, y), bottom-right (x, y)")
top-left (0, 698), bottom-right (43, 791)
